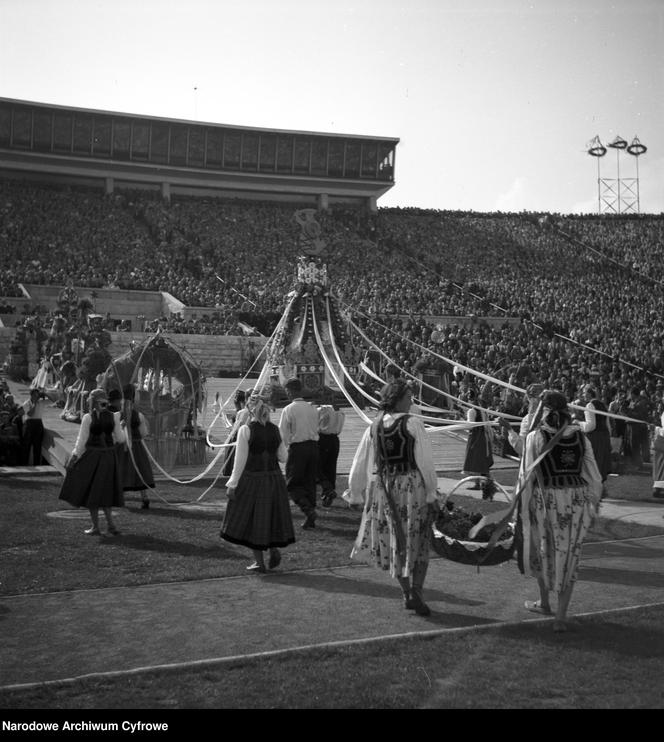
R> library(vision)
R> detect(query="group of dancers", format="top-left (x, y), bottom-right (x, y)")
top-left (215, 373), bottom-right (602, 632)
top-left (52, 361), bottom-right (603, 632)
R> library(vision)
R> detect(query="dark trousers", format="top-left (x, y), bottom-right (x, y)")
top-left (22, 419), bottom-right (44, 466)
top-left (318, 433), bottom-right (340, 495)
top-left (285, 440), bottom-right (319, 514)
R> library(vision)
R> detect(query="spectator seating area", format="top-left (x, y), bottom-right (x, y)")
top-left (2, 177), bottom-right (664, 434)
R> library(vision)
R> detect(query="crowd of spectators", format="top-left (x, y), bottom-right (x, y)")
top-left (2, 177), bottom-right (664, 433)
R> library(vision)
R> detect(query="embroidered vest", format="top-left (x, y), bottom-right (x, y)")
top-left (539, 428), bottom-right (586, 488)
top-left (378, 415), bottom-right (416, 473)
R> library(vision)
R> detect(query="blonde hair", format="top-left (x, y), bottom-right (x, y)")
top-left (88, 388), bottom-right (108, 409)
top-left (247, 394), bottom-right (271, 425)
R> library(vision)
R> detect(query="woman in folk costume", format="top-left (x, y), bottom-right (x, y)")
top-left (222, 389), bottom-right (250, 477)
top-left (576, 384), bottom-right (612, 499)
top-left (518, 390), bottom-right (602, 633)
top-left (120, 383), bottom-right (155, 509)
top-left (220, 393), bottom-right (295, 573)
top-left (462, 386), bottom-right (495, 497)
top-left (650, 408), bottom-right (664, 500)
top-left (346, 379), bottom-right (439, 616)
top-left (59, 388), bottom-right (127, 536)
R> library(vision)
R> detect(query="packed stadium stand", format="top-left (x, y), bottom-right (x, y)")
top-left (2, 98), bottom-right (664, 461)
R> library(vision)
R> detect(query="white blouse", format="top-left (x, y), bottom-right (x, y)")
top-left (346, 412), bottom-right (438, 505)
top-left (225, 423), bottom-right (288, 489)
top-left (72, 410), bottom-right (126, 457)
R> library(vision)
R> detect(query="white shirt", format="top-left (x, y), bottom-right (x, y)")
top-left (22, 397), bottom-right (44, 420)
top-left (577, 402), bottom-right (598, 434)
top-left (279, 399), bottom-right (320, 446)
top-left (318, 405), bottom-right (345, 436)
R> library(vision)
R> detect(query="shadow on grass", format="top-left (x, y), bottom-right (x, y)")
top-left (498, 612), bottom-right (664, 659)
top-left (582, 538), bottom-right (664, 560)
top-left (264, 569), bottom-right (487, 610)
top-left (577, 564), bottom-right (664, 588)
top-left (122, 504), bottom-right (225, 522)
top-left (100, 532), bottom-right (240, 560)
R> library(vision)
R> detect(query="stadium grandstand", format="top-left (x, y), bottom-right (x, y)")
top-left (2, 98), bottom-right (664, 476)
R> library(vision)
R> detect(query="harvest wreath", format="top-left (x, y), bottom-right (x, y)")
top-left (431, 478), bottom-right (516, 567)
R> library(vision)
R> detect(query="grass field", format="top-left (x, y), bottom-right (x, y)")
top-left (1, 467), bottom-right (663, 710)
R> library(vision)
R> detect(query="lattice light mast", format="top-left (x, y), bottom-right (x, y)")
top-left (587, 135), bottom-right (607, 214)
top-left (587, 134), bottom-right (647, 214)
top-left (627, 136), bottom-right (648, 214)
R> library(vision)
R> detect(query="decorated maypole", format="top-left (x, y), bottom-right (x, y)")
top-left (264, 210), bottom-right (363, 407)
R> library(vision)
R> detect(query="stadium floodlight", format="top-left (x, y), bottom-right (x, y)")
top-left (607, 135), bottom-right (628, 150)
top-left (589, 134), bottom-right (646, 215)
top-left (587, 135), bottom-right (607, 157)
top-left (627, 136), bottom-right (647, 157)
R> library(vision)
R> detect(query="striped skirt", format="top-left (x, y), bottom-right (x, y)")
top-left (220, 469), bottom-right (296, 551)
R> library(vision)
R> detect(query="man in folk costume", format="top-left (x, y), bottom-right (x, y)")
top-left (317, 403), bottom-right (345, 508)
top-left (278, 377), bottom-right (320, 529)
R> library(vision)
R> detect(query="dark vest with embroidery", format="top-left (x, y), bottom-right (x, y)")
top-left (538, 428), bottom-right (587, 488)
top-left (377, 415), bottom-right (416, 473)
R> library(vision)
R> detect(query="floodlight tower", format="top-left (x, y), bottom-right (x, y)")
top-left (627, 136), bottom-right (648, 214)
top-left (587, 135), bottom-right (607, 214)
top-left (587, 134), bottom-right (647, 214)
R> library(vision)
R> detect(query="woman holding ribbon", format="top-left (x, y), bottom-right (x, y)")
top-left (518, 390), bottom-right (602, 632)
top-left (346, 379), bottom-right (439, 616)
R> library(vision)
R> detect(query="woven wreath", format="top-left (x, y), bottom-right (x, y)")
top-left (431, 476), bottom-right (515, 567)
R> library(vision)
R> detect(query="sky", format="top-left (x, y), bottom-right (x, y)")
top-left (1, 0), bottom-right (662, 214)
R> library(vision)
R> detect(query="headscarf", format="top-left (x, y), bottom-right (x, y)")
top-left (540, 389), bottom-right (572, 430)
top-left (378, 378), bottom-right (412, 412)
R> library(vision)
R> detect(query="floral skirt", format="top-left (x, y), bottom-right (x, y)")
top-left (528, 485), bottom-right (595, 594)
top-left (351, 470), bottom-right (432, 579)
